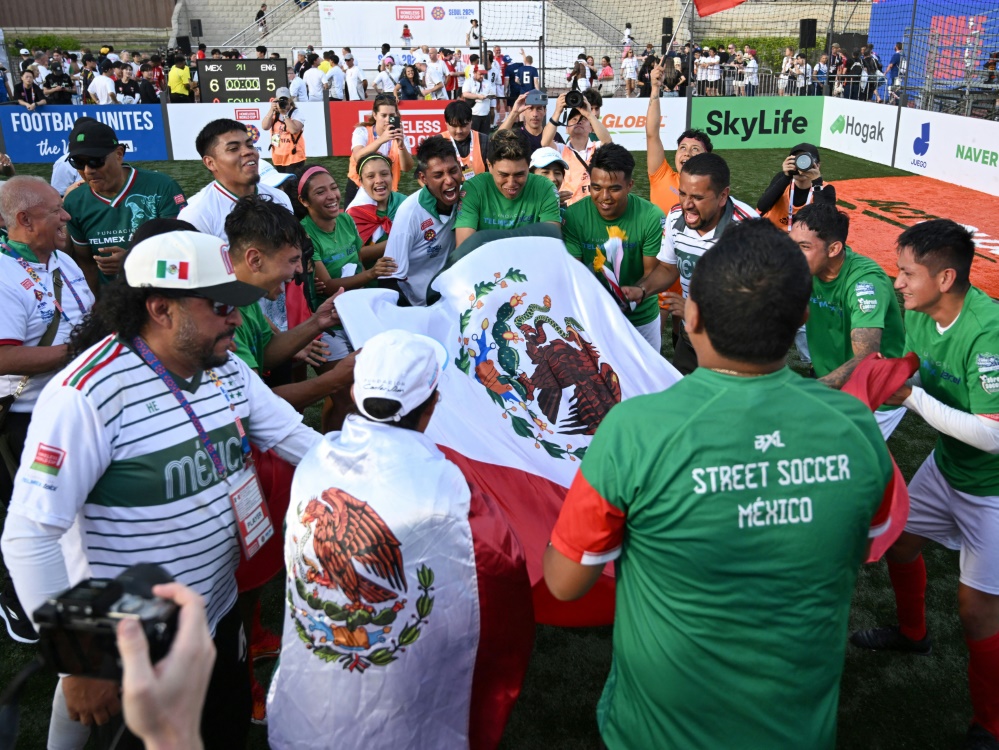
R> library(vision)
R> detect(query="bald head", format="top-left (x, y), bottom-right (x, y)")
top-left (0, 176), bottom-right (69, 254)
top-left (0, 175), bottom-right (52, 227)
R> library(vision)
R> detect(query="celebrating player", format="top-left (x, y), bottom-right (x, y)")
top-left (851, 220), bottom-right (999, 749)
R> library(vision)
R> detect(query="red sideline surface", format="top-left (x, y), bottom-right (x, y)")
top-left (835, 176), bottom-right (999, 298)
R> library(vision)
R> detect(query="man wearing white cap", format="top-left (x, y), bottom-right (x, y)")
top-left (269, 328), bottom-right (487, 747)
top-left (1, 230), bottom-right (325, 748)
top-left (529, 146), bottom-right (571, 210)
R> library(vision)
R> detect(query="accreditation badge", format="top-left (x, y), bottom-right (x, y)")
top-left (228, 461), bottom-right (275, 559)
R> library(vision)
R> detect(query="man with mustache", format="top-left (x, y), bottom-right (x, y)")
top-left (1, 230), bottom-right (326, 748)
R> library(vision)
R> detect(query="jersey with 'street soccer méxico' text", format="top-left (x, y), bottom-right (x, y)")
top-left (905, 286), bottom-right (999, 496)
top-left (65, 166), bottom-right (186, 284)
top-left (551, 367), bottom-right (894, 749)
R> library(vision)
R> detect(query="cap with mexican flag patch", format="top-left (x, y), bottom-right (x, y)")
top-left (124, 231), bottom-right (265, 307)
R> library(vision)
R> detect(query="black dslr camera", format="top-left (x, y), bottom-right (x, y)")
top-left (34, 564), bottom-right (178, 680)
top-left (794, 152), bottom-right (816, 173)
top-left (564, 89), bottom-right (585, 109)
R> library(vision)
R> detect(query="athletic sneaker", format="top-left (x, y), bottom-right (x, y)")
top-left (849, 625), bottom-right (933, 655)
top-left (966, 724), bottom-right (999, 750)
top-left (0, 585), bottom-right (39, 644)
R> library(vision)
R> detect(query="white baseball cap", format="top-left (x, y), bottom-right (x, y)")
top-left (530, 147), bottom-right (569, 170)
top-left (353, 330), bottom-right (448, 422)
top-left (257, 158), bottom-right (294, 187)
top-left (123, 230), bottom-right (265, 307)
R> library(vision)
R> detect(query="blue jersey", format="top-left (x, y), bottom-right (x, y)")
top-left (516, 65), bottom-right (539, 92)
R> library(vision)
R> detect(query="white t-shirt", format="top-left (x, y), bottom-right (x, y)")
top-left (89, 74), bottom-right (117, 104)
top-left (413, 51), bottom-right (430, 67)
top-left (462, 78), bottom-right (494, 117)
top-left (178, 181), bottom-right (293, 242)
top-left (0, 250), bottom-right (94, 410)
top-left (744, 58), bottom-right (760, 86)
top-left (385, 186), bottom-right (458, 306)
top-left (424, 60), bottom-right (448, 100)
top-left (350, 126), bottom-right (394, 157)
top-left (322, 66), bottom-right (346, 99)
top-left (374, 69), bottom-right (398, 94)
top-left (303, 67), bottom-right (325, 101)
top-left (289, 75), bottom-right (307, 101)
top-left (622, 58), bottom-right (638, 80)
top-left (50, 153), bottom-right (80, 196)
top-left (796, 63), bottom-right (812, 88)
top-left (345, 65), bottom-right (367, 100)
top-left (701, 55), bottom-right (721, 82)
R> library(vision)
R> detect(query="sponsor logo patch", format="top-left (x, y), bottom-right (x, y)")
top-left (424, 228), bottom-right (437, 241)
top-left (30, 444), bottom-right (66, 475)
top-left (420, 218), bottom-right (434, 231)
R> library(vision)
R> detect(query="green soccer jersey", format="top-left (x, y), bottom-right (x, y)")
top-left (65, 166), bottom-right (187, 284)
top-left (301, 213), bottom-right (363, 278)
top-left (234, 302), bottom-right (274, 373)
top-left (904, 286), bottom-right (999, 496)
top-left (562, 194), bottom-right (665, 327)
top-left (807, 247), bottom-right (906, 379)
top-left (455, 172), bottom-right (561, 232)
top-left (559, 367), bottom-right (892, 749)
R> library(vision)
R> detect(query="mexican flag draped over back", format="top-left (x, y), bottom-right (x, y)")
top-left (337, 228), bottom-right (682, 626)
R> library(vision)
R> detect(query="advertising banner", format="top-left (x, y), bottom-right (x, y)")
top-left (320, 1), bottom-right (477, 71)
top-left (895, 107), bottom-right (999, 196)
top-left (589, 97), bottom-right (688, 152)
top-left (0, 105), bottom-right (168, 163)
top-left (167, 102), bottom-right (330, 160)
top-left (329, 100), bottom-right (448, 155)
top-left (690, 96), bottom-right (824, 150)
top-left (820, 97), bottom-right (898, 166)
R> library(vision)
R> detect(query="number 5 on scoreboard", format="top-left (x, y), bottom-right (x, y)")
top-left (267, 80), bottom-right (275, 91)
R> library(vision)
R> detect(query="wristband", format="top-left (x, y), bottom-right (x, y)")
top-left (549, 117), bottom-right (560, 127)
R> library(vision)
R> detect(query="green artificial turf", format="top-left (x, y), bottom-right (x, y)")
top-left (1, 149), bottom-right (962, 749)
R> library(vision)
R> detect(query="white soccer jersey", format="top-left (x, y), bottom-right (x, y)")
top-left (6, 336), bottom-right (320, 632)
top-left (658, 197), bottom-right (758, 298)
top-left (385, 186), bottom-right (458, 306)
top-left (0, 249), bottom-right (94, 411)
top-left (179, 180), bottom-right (293, 241)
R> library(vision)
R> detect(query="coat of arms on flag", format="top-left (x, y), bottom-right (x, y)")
top-left (335, 227), bottom-right (683, 628)
top-left (290, 489), bottom-right (434, 673)
top-left (155, 259), bottom-right (189, 280)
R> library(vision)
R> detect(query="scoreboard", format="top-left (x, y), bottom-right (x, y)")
top-left (197, 59), bottom-right (286, 103)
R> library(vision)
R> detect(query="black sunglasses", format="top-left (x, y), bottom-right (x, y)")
top-left (68, 154), bottom-right (107, 170)
top-left (190, 295), bottom-right (237, 317)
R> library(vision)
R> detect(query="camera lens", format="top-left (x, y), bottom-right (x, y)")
top-left (794, 153), bottom-right (814, 172)
top-left (565, 90), bottom-right (584, 109)
top-left (278, 98), bottom-right (289, 105)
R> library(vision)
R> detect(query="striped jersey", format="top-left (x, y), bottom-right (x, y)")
top-left (9, 335), bottom-right (320, 632)
top-left (657, 197), bottom-right (758, 298)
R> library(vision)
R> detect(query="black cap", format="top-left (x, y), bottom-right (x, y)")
top-left (789, 142), bottom-right (820, 160)
top-left (82, 53), bottom-right (96, 63)
top-left (68, 118), bottom-right (123, 158)
top-left (99, 59), bottom-right (113, 72)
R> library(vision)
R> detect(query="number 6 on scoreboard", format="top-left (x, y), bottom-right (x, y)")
top-left (210, 79), bottom-right (219, 92)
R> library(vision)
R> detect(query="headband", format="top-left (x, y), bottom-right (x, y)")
top-left (357, 153), bottom-right (392, 174)
top-left (297, 166), bottom-right (331, 198)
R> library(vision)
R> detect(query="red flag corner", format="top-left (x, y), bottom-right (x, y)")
top-left (693, 0), bottom-right (748, 17)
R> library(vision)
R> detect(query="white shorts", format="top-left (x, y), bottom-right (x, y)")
top-left (777, 76), bottom-right (788, 91)
top-left (904, 451), bottom-right (999, 595)
top-left (494, 84), bottom-right (505, 98)
top-left (320, 329), bottom-right (352, 362)
top-left (875, 406), bottom-right (906, 440)
top-left (635, 318), bottom-right (662, 354)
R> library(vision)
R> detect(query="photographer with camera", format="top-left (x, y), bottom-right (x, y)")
top-left (500, 90), bottom-right (548, 152)
top-left (262, 87), bottom-right (307, 174)
top-left (540, 91), bottom-right (612, 206)
top-left (756, 143), bottom-right (836, 231)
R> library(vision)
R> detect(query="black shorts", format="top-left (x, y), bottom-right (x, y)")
top-left (471, 114), bottom-right (491, 133)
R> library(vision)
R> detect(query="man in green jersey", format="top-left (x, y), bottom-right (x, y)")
top-left (544, 219), bottom-right (894, 749)
top-left (63, 118), bottom-right (187, 291)
top-left (562, 143), bottom-right (665, 352)
top-left (223, 196), bottom-right (354, 409)
top-left (454, 128), bottom-right (560, 247)
top-left (851, 220), bottom-right (999, 750)
top-left (792, 203), bottom-right (907, 438)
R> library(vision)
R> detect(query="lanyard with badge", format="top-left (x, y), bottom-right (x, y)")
top-left (450, 134), bottom-right (477, 181)
top-left (1, 243), bottom-right (89, 323)
top-left (132, 336), bottom-right (275, 559)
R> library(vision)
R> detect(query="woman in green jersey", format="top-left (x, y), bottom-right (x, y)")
top-left (345, 154), bottom-right (406, 268)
